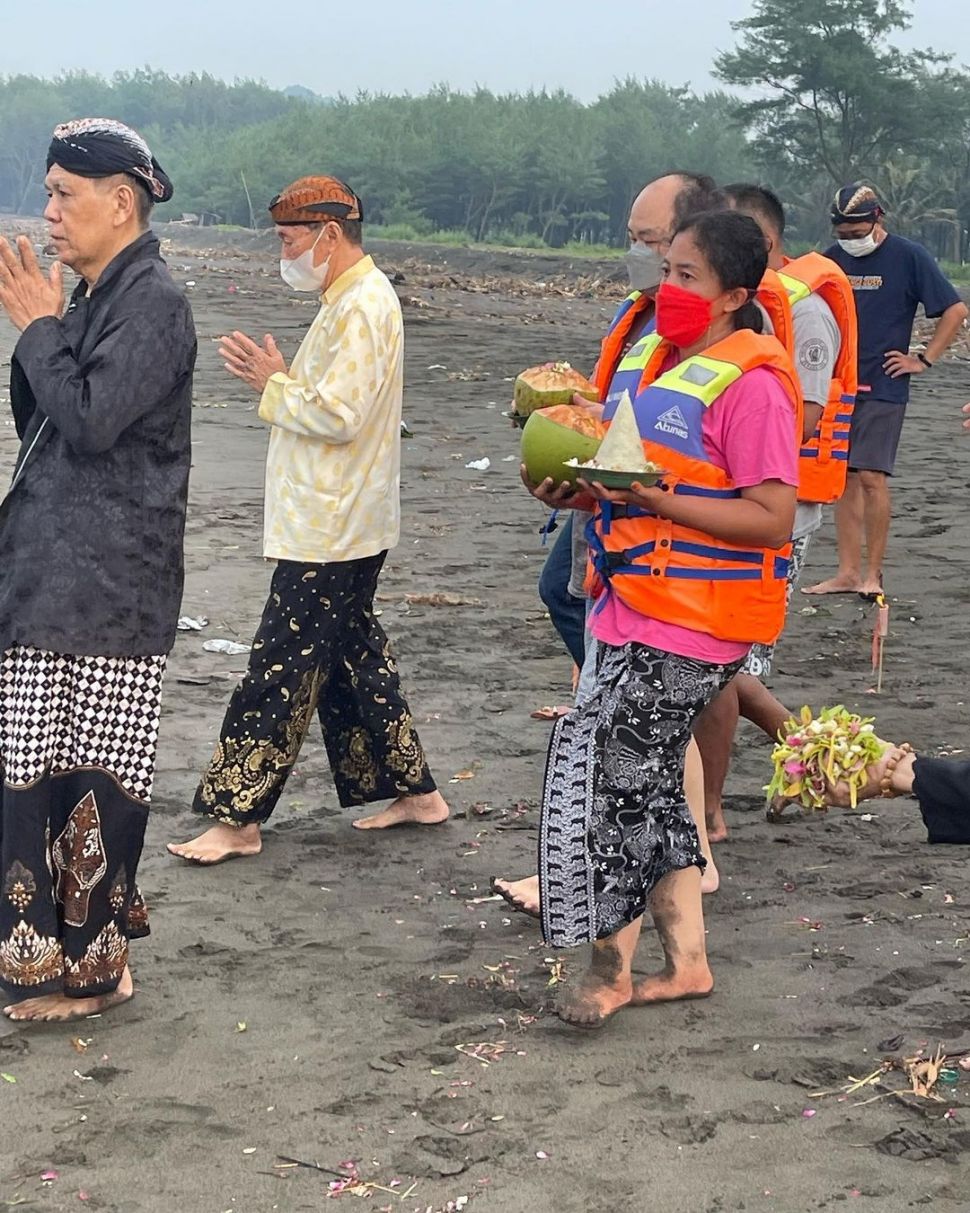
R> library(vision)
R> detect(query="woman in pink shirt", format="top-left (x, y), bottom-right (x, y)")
top-left (530, 211), bottom-right (800, 1026)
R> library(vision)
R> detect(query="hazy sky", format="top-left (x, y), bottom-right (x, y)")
top-left (0, 0), bottom-right (966, 100)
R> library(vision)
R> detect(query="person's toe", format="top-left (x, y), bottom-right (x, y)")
top-left (561, 1007), bottom-right (603, 1028)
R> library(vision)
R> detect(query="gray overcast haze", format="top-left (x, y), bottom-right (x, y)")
top-left (0, 0), bottom-right (967, 99)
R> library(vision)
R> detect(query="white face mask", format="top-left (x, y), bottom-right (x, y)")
top-left (837, 232), bottom-right (880, 258)
top-left (280, 229), bottom-right (330, 291)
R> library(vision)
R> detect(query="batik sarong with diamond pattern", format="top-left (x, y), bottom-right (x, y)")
top-left (0, 645), bottom-right (164, 999)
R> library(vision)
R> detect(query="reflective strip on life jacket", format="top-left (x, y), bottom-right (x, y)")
top-left (605, 330), bottom-right (749, 429)
top-left (778, 274), bottom-right (811, 307)
top-left (654, 349), bottom-right (745, 404)
top-left (603, 329), bottom-right (660, 419)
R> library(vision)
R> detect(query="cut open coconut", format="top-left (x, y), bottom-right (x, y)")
top-left (512, 362), bottom-right (599, 420)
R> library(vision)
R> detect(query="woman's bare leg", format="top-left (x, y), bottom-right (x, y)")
top-left (558, 862), bottom-right (715, 1025)
top-left (495, 741), bottom-right (717, 914)
top-left (557, 917), bottom-right (641, 1027)
top-left (692, 682), bottom-right (738, 843)
top-left (632, 866), bottom-right (714, 1004)
top-left (685, 738), bottom-right (719, 892)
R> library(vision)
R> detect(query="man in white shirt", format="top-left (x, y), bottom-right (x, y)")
top-left (694, 183), bottom-right (845, 845)
top-left (169, 176), bottom-right (447, 865)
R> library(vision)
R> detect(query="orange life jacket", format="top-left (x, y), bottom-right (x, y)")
top-left (586, 330), bottom-right (803, 646)
top-left (777, 253), bottom-right (859, 504)
top-left (755, 267), bottom-right (795, 354)
top-left (592, 290), bottom-right (655, 403)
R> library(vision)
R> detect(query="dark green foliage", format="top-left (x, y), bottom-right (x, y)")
top-left (715, 0), bottom-right (970, 257)
top-left (1, 22), bottom-right (967, 260)
top-left (0, 71), bottom-right (756, 245)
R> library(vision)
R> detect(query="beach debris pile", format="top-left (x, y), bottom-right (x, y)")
top-left (810, 1042), bottom-right (970, 1113)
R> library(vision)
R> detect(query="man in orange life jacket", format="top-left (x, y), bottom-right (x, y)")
top-left (693, 183), bottom-right (858, 843)
top-left (538, 172), bottom-right (723, 684)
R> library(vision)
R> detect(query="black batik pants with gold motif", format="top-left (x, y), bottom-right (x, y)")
top-left (193, 554), bottom-right (437, 826)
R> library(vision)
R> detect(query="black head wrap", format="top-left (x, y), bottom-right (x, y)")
top-left (46, 118), bottom-right (174, 203)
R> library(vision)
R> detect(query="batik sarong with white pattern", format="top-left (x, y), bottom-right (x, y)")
top-left (0, 645), bottom-right (165, 998)
top-left (539, 643), bottom-right (741, 950)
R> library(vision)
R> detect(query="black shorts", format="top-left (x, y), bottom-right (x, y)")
top-left (848, 396), bottom-right (907, 475)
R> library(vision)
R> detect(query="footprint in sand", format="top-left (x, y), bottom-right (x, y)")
top-left (843, 963), bottom-right (959, 1009)
top-left (658, 1114), bottom-right (717, 1144)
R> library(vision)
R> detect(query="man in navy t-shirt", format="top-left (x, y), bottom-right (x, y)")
top-left (804, 184), bottom-right (967, 598)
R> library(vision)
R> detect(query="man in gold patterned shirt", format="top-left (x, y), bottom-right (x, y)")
top-left (169, 176), bottom-right (447, 865)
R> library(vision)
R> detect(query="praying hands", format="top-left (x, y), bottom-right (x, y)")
top-left (219, 329), bottom-right (287, 392)
top-left (0, 236), bottom-right (64, 332)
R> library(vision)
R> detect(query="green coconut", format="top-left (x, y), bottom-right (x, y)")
top-left (513, 361), bottom-right (600, 418)
top-left (521, 405), bottom-right (605, 486)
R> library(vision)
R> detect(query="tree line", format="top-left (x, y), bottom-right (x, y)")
top-left (0, 1), bottom-right (967, 259)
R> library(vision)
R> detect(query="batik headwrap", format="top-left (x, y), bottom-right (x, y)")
top-left (830, 183), bottom-right (883, 225)
top-left (268, 176), bottom-right (363, 224)
top-left (46, 118), bottom-right (174, 203)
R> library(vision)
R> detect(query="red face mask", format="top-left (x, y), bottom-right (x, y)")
top-left (655, 281), bottom-right (714, 348)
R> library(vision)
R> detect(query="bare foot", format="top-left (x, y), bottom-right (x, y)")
top-left (857, 576), bottom-right (884, 599)
top-left (706, 803), bottom-right (729, 844)
top-left (353, 790), bottom-right (450, 831)
top-left (167, 822), bottom-right (262, 865)
top-left (4, 965), bottom-right (134, 1022)
top-left (701, 859), bottom-right (720, 895)
top-left (630, 965), bottom-right (714, 1005)
top-left (801, 575), bottom-right (862, 596)
top-left (558, 946), bottom-right (633, 1028)
top-left (492, 874), bottom-right (540, 918)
